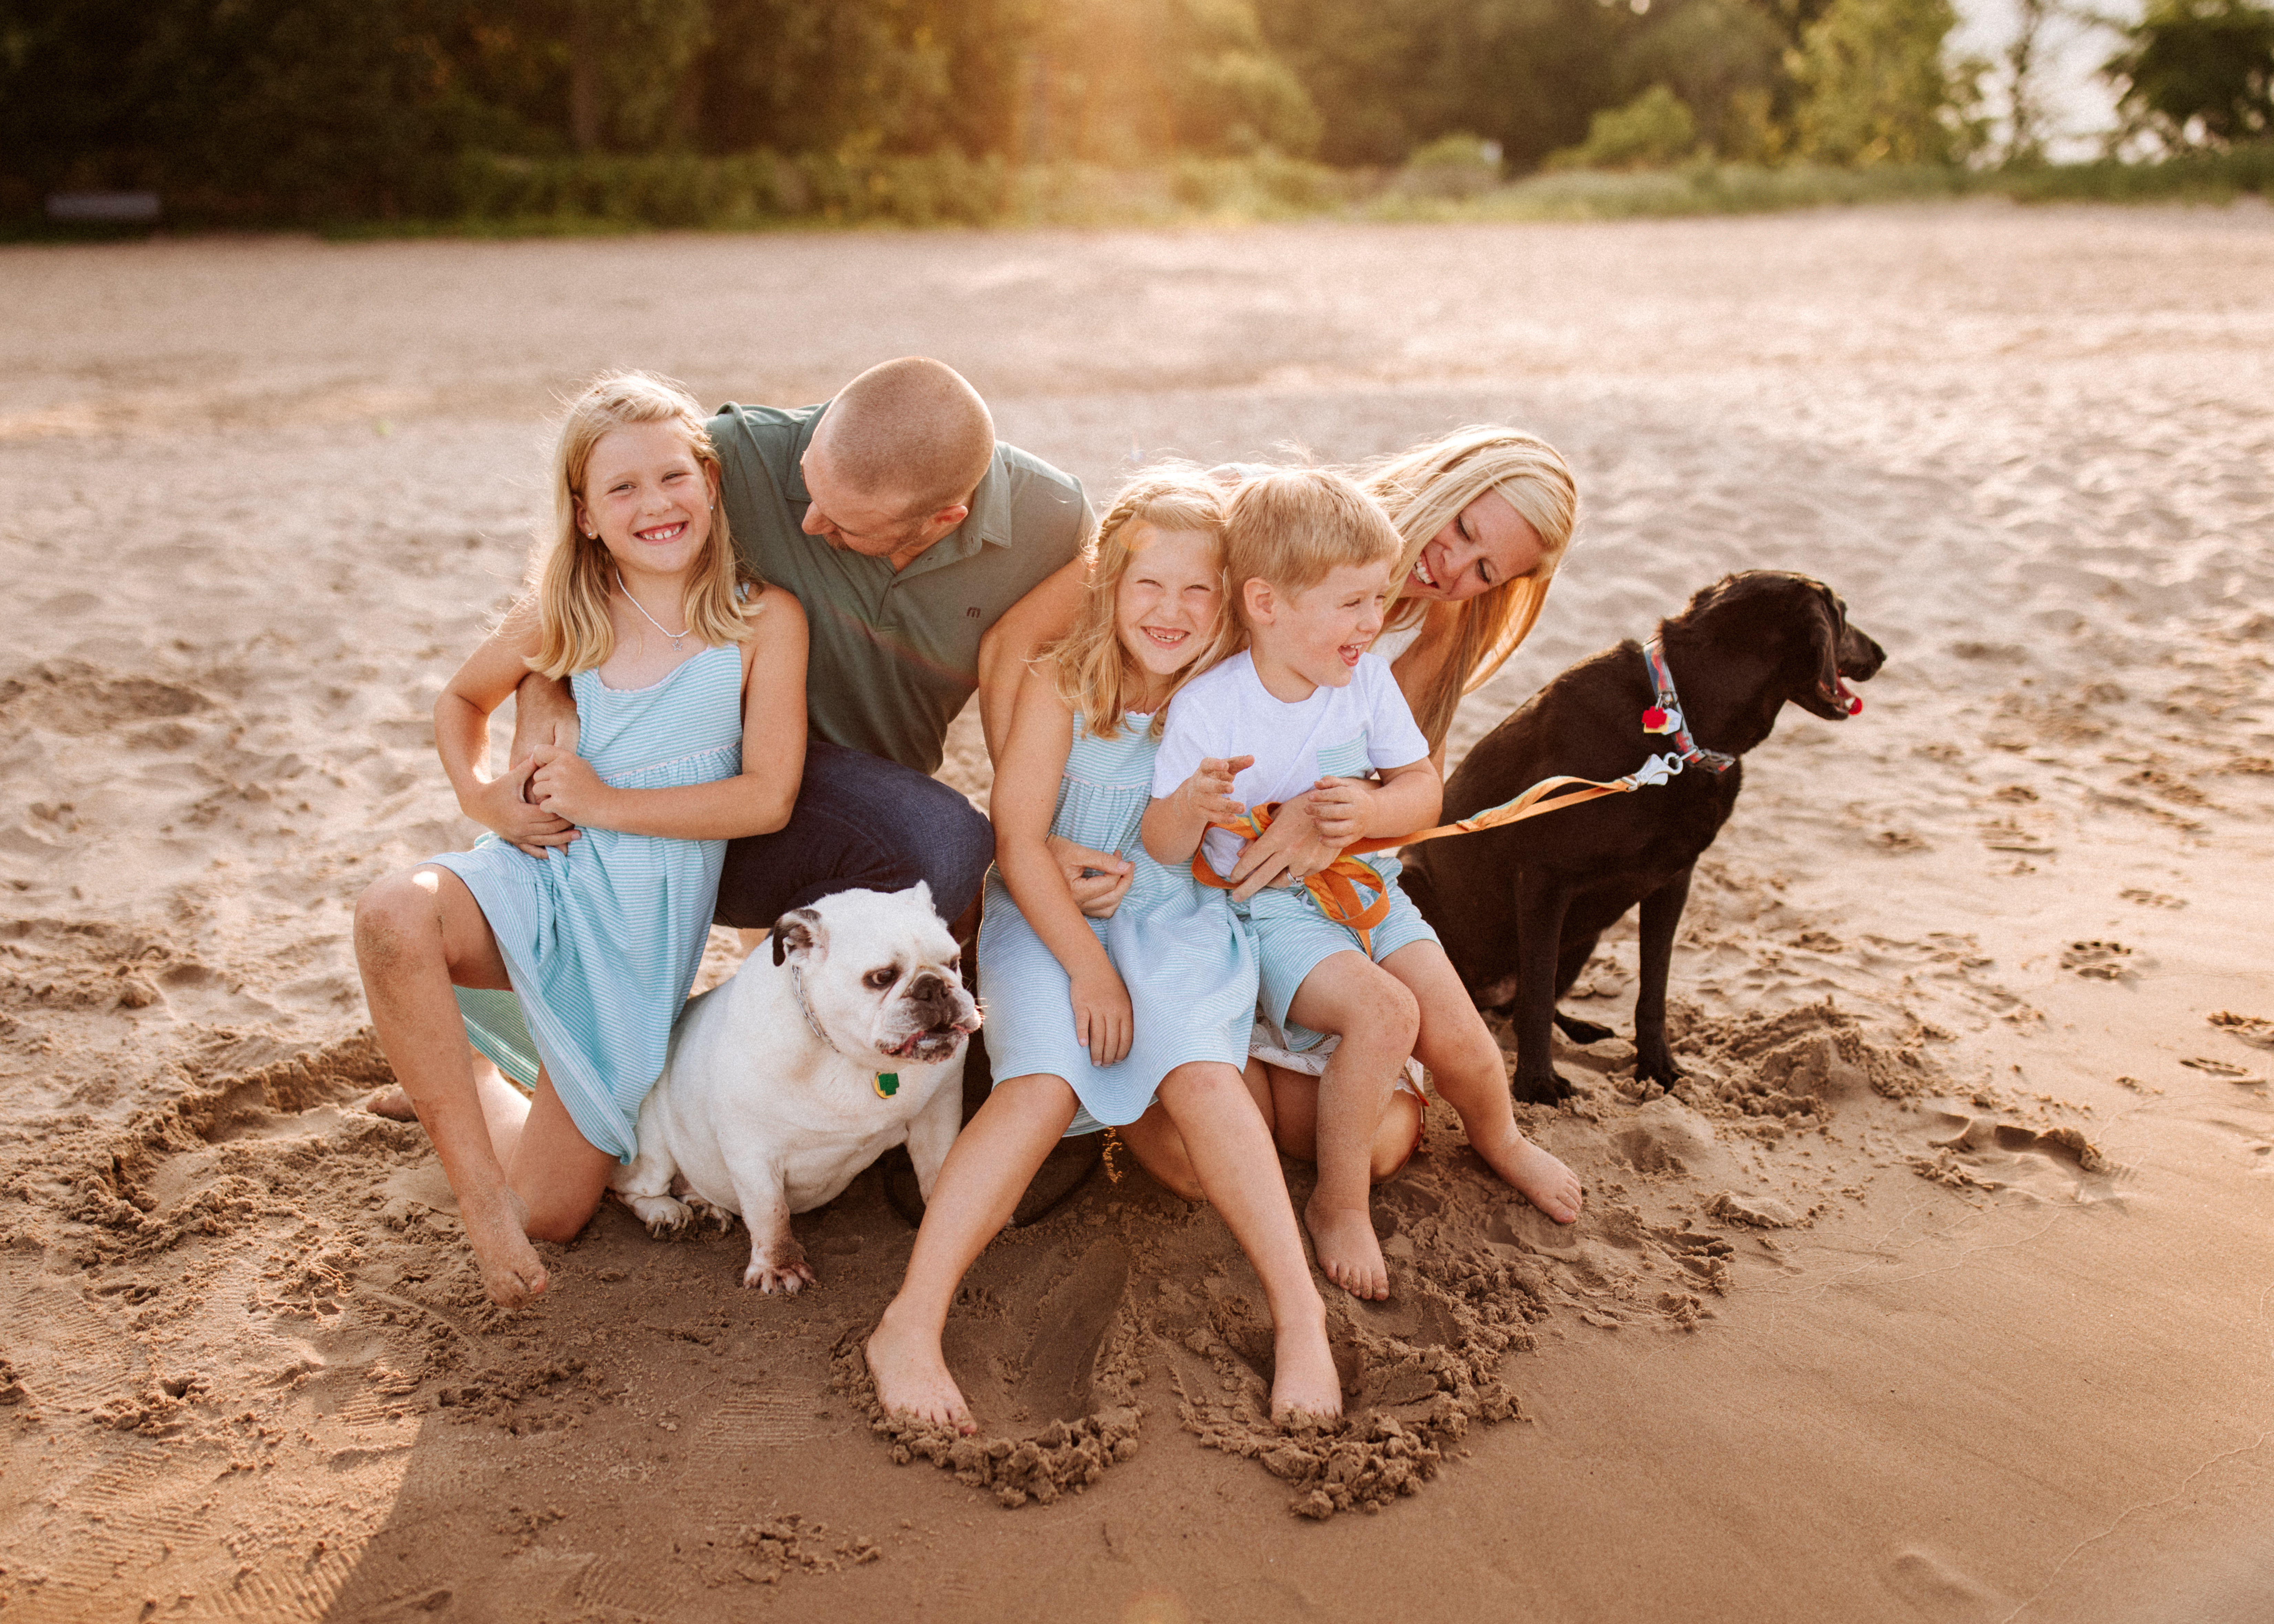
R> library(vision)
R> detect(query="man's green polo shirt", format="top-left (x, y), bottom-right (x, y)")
top-left (708, 401), bottom-right (1093, 775)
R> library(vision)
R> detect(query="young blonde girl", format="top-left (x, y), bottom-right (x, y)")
top-left (865, 466), bottom-right (1340, 1431)
top-left (355, 372), bottom-right (808, 1307)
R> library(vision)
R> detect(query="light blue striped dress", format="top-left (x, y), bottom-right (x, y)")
top-left (430, 643), bottom-right (742, 1163)
top-left (977, 710), bottom-right (1258, 1136)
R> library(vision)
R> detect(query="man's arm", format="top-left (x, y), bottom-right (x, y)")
top-left (974, 555), bottom-right (1086, 767)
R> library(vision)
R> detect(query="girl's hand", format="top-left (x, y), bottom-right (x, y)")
top-left (1179, 754), bottom-right (1254, 825)
top-left (1307, 776), bottom-right (1375, 845)
top-left (1069, 962), bottom-right (1134, 1066)
top-left (526, 744), bottom-right (615, 829)
top-left (465, 756), bottom-right (580, 859)
top-left (1047, 835), bottom-right (1133, 920)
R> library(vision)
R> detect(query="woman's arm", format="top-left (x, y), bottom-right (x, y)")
top-left (436, 615), bottom-right (583, 853)
top-left (994, 663), bottom-right (1131, 1064)
top-left (527, 587), bottom-right (810, 841)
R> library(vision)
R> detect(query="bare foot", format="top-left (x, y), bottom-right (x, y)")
top-left (363, 1086), bottom-right (418, 1122)
top-left (462, 1185), bottom-right (549, 1307)
top-left (1269, 1305), bottom-right (1343, 1424)
top-left (1305, 1196), bottom-right (1389, 1300)
top-left (1478, 1131), bottom-right (1584, 1224)
top-left (866, 1306), bottom-right (976, 1434)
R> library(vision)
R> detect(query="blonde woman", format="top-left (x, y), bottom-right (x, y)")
top-left (354, 373), bottom-right (809, 1307)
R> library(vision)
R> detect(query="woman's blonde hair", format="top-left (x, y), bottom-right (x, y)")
top-left (530, 372), bottom-right (756, 679)
top-left (1046, 464), bottom-right (1236, 740)
top-left (1362, 427), bottom-right (1579, 747)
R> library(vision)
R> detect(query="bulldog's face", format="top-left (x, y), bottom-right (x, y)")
top-left (771, 883), bottom-right (982, 1069)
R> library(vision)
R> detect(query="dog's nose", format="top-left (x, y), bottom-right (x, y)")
top-left (908, 973), bottom-right (961, 1026)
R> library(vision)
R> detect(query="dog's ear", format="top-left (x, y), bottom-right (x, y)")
top-left (771, 907), bottom-right (825, 967)
top-left (1803, 584), bottom-right (1844, 696)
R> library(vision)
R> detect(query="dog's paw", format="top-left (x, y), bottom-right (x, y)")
top-left (623, 1194), bottom-right (693, 1237)
top-left (686, 1195), bottom-right (738, 1235)
top-left (1553, 1011), bottom-right (1617, 1046)
top-left (1509, 1069), bottom-right (1576, 1107)
top-left (1634, 1047), bottom-right (1683, 1087)
top-left (743, 1248), bottom-right (816, 1295)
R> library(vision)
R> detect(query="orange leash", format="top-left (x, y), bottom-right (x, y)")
top-left (1191, 752), bottom-right (1689, 952)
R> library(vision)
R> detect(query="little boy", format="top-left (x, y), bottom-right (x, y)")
top-left (1143, 469), bottom-right (1582, 1300)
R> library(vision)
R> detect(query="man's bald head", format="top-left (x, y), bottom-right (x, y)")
top-left (813, 357), bottom-right (996, 520)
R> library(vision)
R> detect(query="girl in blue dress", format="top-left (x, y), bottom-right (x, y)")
top-left (354, 373), bottom-right (808, 1308)
top-left (866, 466), bottom-right (1341, 1432)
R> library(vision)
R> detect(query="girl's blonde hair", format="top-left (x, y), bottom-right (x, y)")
top-left (530, 372), bottom-right (756, 679)
top-left (1046, 464), bottom-right (1236, 740)
top-left (1363, 427), bottom-right (1579, 748)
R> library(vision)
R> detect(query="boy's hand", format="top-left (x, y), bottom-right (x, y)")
top-left (526, 745), bottom-right (614, 829)
top-left (467, 756), bottom-right (579, 858)
top-left (1180, 754), bottom-right (1254, 825)
top-left (1307, 776), bottom-right (1375, 845)
top-left (1069, 962), bottom-right (1134, 1066)
top-left (1048, 835), bottom-right (1133, 920)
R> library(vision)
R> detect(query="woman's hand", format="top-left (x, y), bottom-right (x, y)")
top-left (1069, 961), bottom-right (1134, 1066)
top-left (1047, 835), bottom-right (1133, 920)
top-left (526, 745), bottom-right (616, 830)
top-left (1228, 789), bottom-right (1345, 900)
top-left (464, 756), bottom-right (580, 858)
top-left (1306, 775), bottom-right (1376, 845)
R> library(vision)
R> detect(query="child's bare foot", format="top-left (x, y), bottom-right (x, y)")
top-left (363, 1086), bottom-right (418, 1122)
top-left (1478, 1131), bottom-right (1583, 1224)
top-left (866, 1306), bottom-right (976, 1434)
top-left (463, 1186), bottom-right (549, 1307)
top-left (1269, 1307), bottom-right (1343, 1424)
top-left (1305, 1196), bottom-right (1390, 1300)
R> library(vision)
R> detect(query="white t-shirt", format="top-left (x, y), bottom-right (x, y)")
top-left (1153, 650), bottom-right (1431, 879)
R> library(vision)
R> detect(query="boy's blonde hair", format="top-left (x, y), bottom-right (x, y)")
top-left (1046, 464), bottom-right (1235, 740)
top-left (530, 372), bottom-right (757, 680)
top-left (1223, 468), bottom-right (1404, 610)
top-left (1363, 427), bottom-right (1579, 747)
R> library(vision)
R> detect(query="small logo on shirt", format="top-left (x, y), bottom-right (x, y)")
top-left (966, 606), bottom-right (981, 618)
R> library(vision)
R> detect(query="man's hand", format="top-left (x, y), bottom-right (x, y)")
top-left (511, 671), bottom-right (580, 773)
top-left (465, 756), bottom-right (580, 859)
top-left (1306, 775), bottom-right (1376, 846)
top-left (1047, 835), bottom-right (1133, 920)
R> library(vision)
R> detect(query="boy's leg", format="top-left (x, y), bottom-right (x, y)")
top-left (1261, 1061), bottom-right (1425, 1182)
top-left (355, 865), bottom-right (548, 1306)
top-left (1282, 952), bottom-right (1419, 1301)
top-left (1381, 940), bottom-right (1582, 1224)
top-left (867, 1073), bottom-right (1079, 1431)
top-left (1154, 1061), bottom-right (1340, 1422)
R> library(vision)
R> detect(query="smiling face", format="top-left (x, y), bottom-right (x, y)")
top-left (576, 421), bottom-right (717, 582)
top-left (1403, 488), bottom-right (1545, 602)
top-left (1113, 523), bottom-right (1225, 703)
top-left (1246, 560), bottom-right (1394, 698)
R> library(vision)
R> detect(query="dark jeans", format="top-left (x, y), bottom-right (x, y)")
top-left (714, 739), bottom-right (994, 929)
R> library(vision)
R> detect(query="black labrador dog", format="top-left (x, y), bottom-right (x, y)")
top-left (1401, 571), bottom-right (1886, 1104)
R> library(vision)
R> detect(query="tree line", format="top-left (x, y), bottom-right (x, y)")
top-left (2, 0), bottom-right (2267, 224)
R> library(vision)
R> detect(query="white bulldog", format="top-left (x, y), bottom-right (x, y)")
top-left (610, 884), bottom-right (979, 1293)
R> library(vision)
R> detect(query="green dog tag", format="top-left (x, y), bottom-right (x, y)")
top-left (874, 1072), bottom-right (899, 1099)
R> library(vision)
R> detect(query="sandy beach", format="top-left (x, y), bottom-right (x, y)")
top-left (2, 201), bottom-right (2271, 1622)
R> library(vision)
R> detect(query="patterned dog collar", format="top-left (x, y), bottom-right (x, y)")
top-left (1640, 635), bottom-right (1735, 774)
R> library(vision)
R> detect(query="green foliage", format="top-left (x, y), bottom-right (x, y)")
top-left (1616, 0), bottom-right (1786, 154)
top-left (1789, 0), bottom-right (1977, 165)
top-left (2104, 0), bottom-right (2274, 149)
top-left (1032, 0), bottom-right (1322, 161)
top-left (1546, 85), bottom-right (1702, 169)
top-left (1393, 133), bottom-right (1505, 197)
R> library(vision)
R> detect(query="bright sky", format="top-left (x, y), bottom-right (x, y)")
top-left (1950, 0), bottom-right (2139, 157)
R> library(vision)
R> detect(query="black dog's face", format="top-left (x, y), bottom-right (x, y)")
top-left (1689, 571), bottom-right (1887, 723)
top-left (1790, 579), bottom-right (1887, 721)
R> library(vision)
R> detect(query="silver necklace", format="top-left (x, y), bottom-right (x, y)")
top-left (615, 568), bottom-right (689, 651)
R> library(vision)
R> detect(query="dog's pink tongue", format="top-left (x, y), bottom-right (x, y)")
top-left (1837, 678), bottom-right (1864, 716)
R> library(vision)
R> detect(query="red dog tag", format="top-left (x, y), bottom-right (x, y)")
top-left (1641, 706), bottom-right (1670, 732)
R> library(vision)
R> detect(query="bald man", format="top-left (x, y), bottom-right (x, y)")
top-left (512, 357), bottom-right (1115, 933)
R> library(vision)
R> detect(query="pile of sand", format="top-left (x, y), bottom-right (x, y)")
top-left (2, 203), bottom-right (2271, 1622)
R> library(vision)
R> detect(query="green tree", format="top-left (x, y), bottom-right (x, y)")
top-left (1790, 0), bottom-right (1976, 164)
top-left (1617, 0), bottom-right (1786, 154)
top-left (1547, 83), bottom-right (1700, 168)
top-left (2105, 0), bottom-right (2274, 148)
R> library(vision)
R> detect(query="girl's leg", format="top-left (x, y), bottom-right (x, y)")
top-left (1115, 1061), bottom-right (1276, 1201)
top-left (355, 865), bottom-right (548, 1306)
top-left (1381, 941), bottom-right (1582, 1224)
top-left (1155, 1061), bottom-right (1340, 1422)
top-left (1282, 952), bottom-right (1418, 1301)
top-left (867, 1072), bottom-right (1079, 1431)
